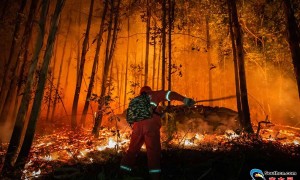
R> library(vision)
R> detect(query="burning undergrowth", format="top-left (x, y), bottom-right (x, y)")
top-left (0, 106), bottom-right (300, 179)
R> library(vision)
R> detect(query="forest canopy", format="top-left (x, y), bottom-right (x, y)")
top-left (0, 0), bottom-right (299, 141)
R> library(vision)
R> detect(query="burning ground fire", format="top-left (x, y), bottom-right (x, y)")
top-left (0, 123), bottom-right (300, 179)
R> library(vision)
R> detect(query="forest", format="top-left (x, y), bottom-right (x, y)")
top-left (0, 0), bottom-right (300, 179)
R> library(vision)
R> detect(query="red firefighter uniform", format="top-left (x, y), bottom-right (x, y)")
top-left (120, 86), bottom-right (194, 178)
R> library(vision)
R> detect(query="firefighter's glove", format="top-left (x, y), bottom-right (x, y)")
top-left (183, 98), bottom-right (195, 107)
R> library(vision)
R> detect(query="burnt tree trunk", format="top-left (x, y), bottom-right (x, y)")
top-left (11, 0), bottom-right (39, 124)
top-left (206, 9), bottom-right (213, 106)
top-left (228, 0), bottom-right (253, 133)
top-left (92, 0), bottom-right (120, 136)
top-left (124, 0), bottom-right (131, 108)
top-left (283, 0), bottom-right (300, 99)
top-left (71, 0), bottom-right (94, 129)
top-left (1, 0), bottom-right (39, 122)
top-left (168, 0), bottom-right (174, 103)
top-left (227, 0), bottom-right (242, 124)
top-left (157, 37), bottom-right (162, 90)
top-left (161, 0), bottom-right (167, 91)
top-left (0, 0), bottom-right (27, 118)
top-left (144, 0), bottom-right (151, 86)
top-left (64, 41), bottom-right (73, 95)
top-left (81, 0), bottom-right (108, 127)
top-left (1, 0), bottom-right (50, 176)
top-left (152, 19), bottom-right (157, 89)
top-left (14, 1), bottom-right (65, 175)
top-left (51, 16), bottom-right (72, 122)
top-left (46, 41), bottom-right (58, 122)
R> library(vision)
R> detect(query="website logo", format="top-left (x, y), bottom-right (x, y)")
top-left (250, 169), bottom-right (266, 180)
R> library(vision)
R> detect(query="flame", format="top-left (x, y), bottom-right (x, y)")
top-left (183, 139), bottom-right (194, 146)
top-left (32, 169), bottom-right (41, 178)
top-left (43, 154), bottom-right (52, 161)
top-left (225, 130), bottom-right (239, 140)
top-left (0, 123), bottom-right (296, 179)
top-left (107, 138), bottom-right (117, 148)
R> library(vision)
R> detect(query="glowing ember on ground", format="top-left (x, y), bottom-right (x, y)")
top-left (0, 123), bottom-right (299, 178)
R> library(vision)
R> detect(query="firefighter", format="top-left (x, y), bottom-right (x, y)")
top-left (120, 86), bottom-right (195, 179)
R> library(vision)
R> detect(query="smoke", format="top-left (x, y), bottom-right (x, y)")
top-left (246, 62), bottom-right (300, 127)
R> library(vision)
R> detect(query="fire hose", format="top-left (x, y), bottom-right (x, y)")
top-left (194, 95), bottom-right (236, 103)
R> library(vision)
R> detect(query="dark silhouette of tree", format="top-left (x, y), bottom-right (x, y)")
top-left (81, 0), bottom-right (109, 127)
top-left (72, 0), bottom-right (95, 129)
top-left (162, 0), bottom-right (167, 91)
top-left (93, 0), bottom-right (121, 136)
top-left (0, 0), bottom-right (27, 118)
top-left (144, 0), bottom-right (151, 86)
top-left (124, 0), bottom-right (131, 109)
top-left (227, 0), bottom-right (253, 133)
top-left (1, 0), bottom-right (49, 176)
top-left (51, 15), bottom-right (72, 122)
top-left (283, 0), bottom-right (300, 99)
top-left (14, 1), bottom-right (65, 177)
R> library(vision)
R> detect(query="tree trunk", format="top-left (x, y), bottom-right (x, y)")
top-left (92, 0), bottom-right (120, 136)
top-left (11, 0), bottom-right (39, 123)
top-left (152, 20), bottom-right (157, 89)
top-left (124, 0), bottom-right (131, 109)
top-left (144, 0), bottom-right (151, 86)
top-left (283, 0), bottom-right (300, 99)
top-left (206, 13), bottom-right (213, 106)
top-left (71, 0), bottom-right (94, 129)
top-left (227, 0), bottom-right (242, 123)
top-left (46, 41), bottom-right (58, 122)
top-left (81, 0), bottom-right (108, 127)
top-left (1, 0), bottom-right (49, 176)
top-left (157, 37), bottom-right (162, 90)
top-left (161, 0), bottom-right (167, 91)
top-left (0, 0), bottom-right (27, 117)
top-left (16, 0), bottom-right (38, 92)
top-left (168, 0), bottom-right (173, 103)
top-left (64, 44), bottom-right (73, 95)
top-left (51, 16), bottom-right (72, 122)
top-left (14, 1), bottom-right (65, 175)
top-left (228, 0), bottom-right (253, 133)
top-left (76, 0), bottom-right (82, 79)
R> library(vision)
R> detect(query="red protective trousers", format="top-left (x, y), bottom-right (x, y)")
top-left (120, 90), bottom-right (185, 174)
top-left (121, 117), bottom-right (161, 172)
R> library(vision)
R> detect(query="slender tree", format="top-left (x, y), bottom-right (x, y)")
top-left (1, 0), bottom-right (50, 176)
top-left (93, 0), bottom-right (121, 136)
top-left (51, 16), bottom-right (72, 122)
top-left (228, 0), bottom-right (253, 133)
top-left (283, 0), bottom-right (300, 99)
top-left (14, 1), bottom-right (65, 175)
top-left (46, 41), bottom-right (58, 122)
top-left (144, 0), bottom-right (151, 86)
top-left (124, 0), bottom-right (131, 109)
top-left (11, 0), bottom-right (39, 123)
top-left (81, 0), bottom-right (108, 127)
top-left (152, 19), bottom-right (157, 89)
top-left (228, 0), bottom-right (242, 123)
top-left (161, 0), bottom-right (167, 91)
top-left (0, 0), bottom-right (39, 123)
top-left (71, 0), bottom-right (95, 129)
top-left (0, 0), bottom-right (28, 116)
top-left (168, 0), bottom-right (174, 99)
top-left (205, 1), bottom-right (213, 106)
top-left (64, 38), bottom-right (73, 95)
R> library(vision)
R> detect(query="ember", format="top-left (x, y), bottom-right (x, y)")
top-left (1, 122), bottom-right (299, 179)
